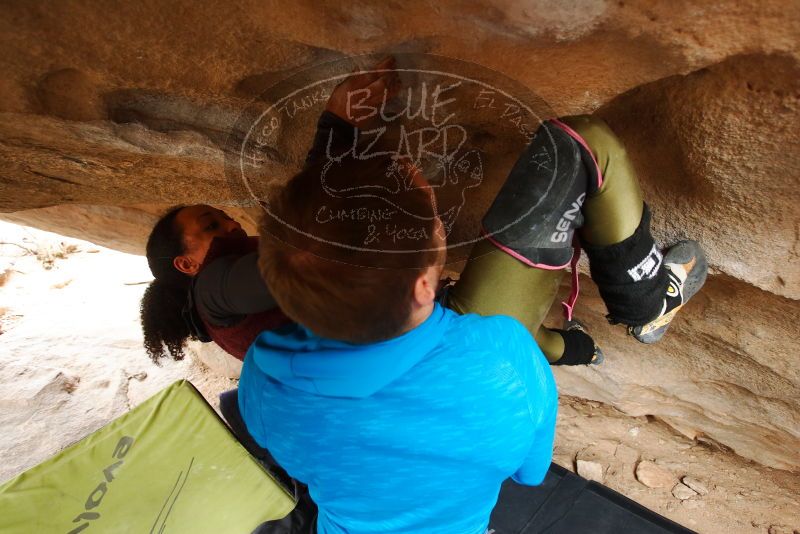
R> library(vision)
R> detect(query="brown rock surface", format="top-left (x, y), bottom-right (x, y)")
top-left (635, 460), bottom-right (676, 489)
top-left (552, 271), bottom-right (800, 471)
top-left (1, 0), bottom-right (798, 212)
top-left (0, 0), bottom-right (798, 480)
top-left (672, 482), bottom-right (699, 500)
top-left (0, 204), bottom-right (259, 254)
top-left (555, 396), bottom-right (800, 533)
top-left (598, 53), bottom-right (800, 300)
top-left (576, 459), bottom-right (606, 482)
top-left (682, 476), bottom-right (709, 496)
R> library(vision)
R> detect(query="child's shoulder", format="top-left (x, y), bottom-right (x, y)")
top-left (443, 309), bottom-right (536, 354)
top-left (446, 308), bottom-right (530, 334)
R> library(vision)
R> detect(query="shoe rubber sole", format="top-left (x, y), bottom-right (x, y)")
top-left (630, 240), bottom-right (708, 343)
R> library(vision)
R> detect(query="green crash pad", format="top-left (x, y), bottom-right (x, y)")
top-left (0, 380), bottom-right (295, 533)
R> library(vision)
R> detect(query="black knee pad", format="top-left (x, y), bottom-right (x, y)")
top-left (582, 204), bottom-right (669, 326)
top-left (482, 120), bottom-right (599, 268)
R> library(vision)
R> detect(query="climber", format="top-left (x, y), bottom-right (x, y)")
top-left (318, 59), bottom-right (709, 365)
top-left (139, 204), bottom-right (284, 362)
top-left (444, 114), bottom-right (709, 365)
top-left (239, 143), bottom-right (557, 534)
top-left (139, 57), bottom-right (402, 362)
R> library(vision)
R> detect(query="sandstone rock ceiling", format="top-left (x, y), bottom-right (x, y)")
top-left (0, 1), bottom-right (798, 471)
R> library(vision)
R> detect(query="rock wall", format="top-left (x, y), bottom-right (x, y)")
top-left (554, 52), bottom-right (800, 471)
top-left (1, 1), bottom-right (798, 471)
top-left (0, 204), bottom-right (259, 255)
top-left (599, 52), bottom-right (800, 301)
top-left (551, 272), bottom-right (800, 471)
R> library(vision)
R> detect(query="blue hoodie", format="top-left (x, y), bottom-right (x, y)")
top-left (238, 303), bottom-right (558, 534)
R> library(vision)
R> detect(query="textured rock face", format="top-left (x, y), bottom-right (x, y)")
top-left (552, 272), bottom-right (800, 471)
top-left (0, 1), bottom-right (798, 471)
top-left (0, 204), bottom-right (260, 255)
top-left (1, 0), bottom-right (797, 212)
top-left (598, 53), bottom-right (800, 300)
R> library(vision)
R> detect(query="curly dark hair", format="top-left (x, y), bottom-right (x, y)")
top-left (140, 205), bottom-right (196, 363)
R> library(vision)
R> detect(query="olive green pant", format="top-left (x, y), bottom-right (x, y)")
top-left (447, 115), bottom-right (644, 363)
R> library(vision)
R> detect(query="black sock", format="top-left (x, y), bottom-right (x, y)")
top-left (552, 328), bottom-right (596, 366)
top-left (582, 204), bottom-right (668, 326)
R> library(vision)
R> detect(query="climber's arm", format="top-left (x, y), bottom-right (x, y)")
top-left (499, 319), bottom-right (559, 486)
top-left (305, 56), bottom-right (399, 166)
top-left (194, 58), bottom-right (400, 324)
top-left (193, 252), bottom-right (279, 326)
top-left (304, 110), bottom-right (359, 166)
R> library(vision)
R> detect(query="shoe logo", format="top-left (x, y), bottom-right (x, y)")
top-left (627, 244), bottom-right (662, 282)
top-left (667, 280), bottom-right (680, 298)
top-left (666, 270), bottom-right (684, 302)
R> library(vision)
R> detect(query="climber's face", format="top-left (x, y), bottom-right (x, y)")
top-left (172, 204), bottom-right (247, 276)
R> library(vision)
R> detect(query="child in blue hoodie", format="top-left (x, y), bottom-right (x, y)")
top-left (239, 303), bottom-right (556, 534)
top-left (238, 134), bottom-right (559, 534)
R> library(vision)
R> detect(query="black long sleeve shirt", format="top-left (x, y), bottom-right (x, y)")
top-left (193, 111), bottom-right (356, 327)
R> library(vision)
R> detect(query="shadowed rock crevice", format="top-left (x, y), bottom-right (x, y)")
top-left (104, 89), bottom-right (248, 155)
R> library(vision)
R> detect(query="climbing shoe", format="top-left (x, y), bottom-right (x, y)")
top-left (628, 240), bottom-right (707, 343)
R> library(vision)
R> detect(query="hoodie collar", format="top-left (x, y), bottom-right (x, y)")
top-left (249, 303), bottom-right (451, 398)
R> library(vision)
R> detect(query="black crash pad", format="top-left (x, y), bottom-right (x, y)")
top-left (489, 464), bottom-right (694, 534)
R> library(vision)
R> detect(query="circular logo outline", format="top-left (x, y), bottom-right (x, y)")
top-left (231, 52), bottom-right (560, 257)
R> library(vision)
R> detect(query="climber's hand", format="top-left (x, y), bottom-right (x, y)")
top-left (325, 55), bottom-right (401, 128)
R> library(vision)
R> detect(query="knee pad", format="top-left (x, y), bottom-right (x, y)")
top-left (482, 120), bottom-right (599, 268)
top-left (582, 204), bottom-right (669, 325)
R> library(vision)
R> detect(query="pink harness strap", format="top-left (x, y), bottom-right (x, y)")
top-left (561, 241), bottom-right (582, 322)
top-left (480, 228), bottom-right (572, 270)
top-left (549, 118), bottom-right (604, 320)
